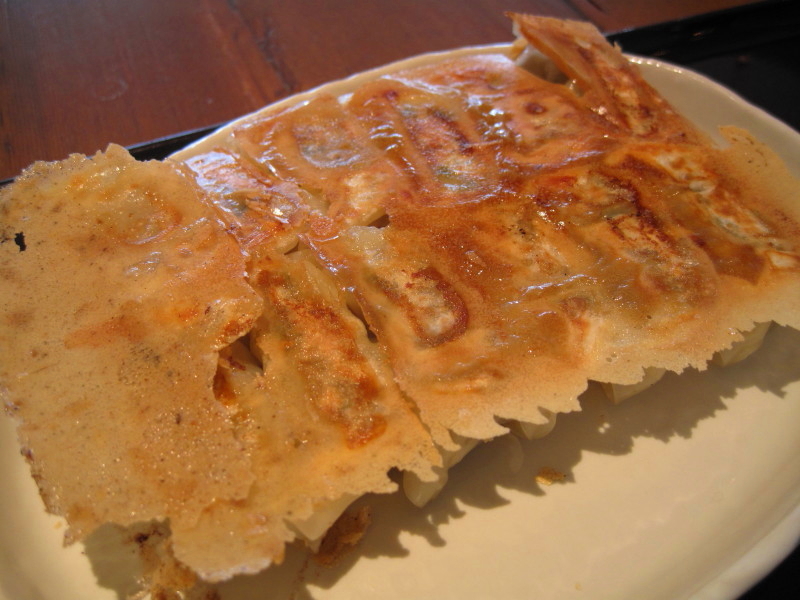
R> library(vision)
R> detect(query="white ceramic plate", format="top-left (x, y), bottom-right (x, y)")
top-left (2, 48), bottom-right (799, 600)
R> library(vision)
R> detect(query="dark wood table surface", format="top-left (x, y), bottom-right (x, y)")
top-left (1, 1), bottom-right (798, 598)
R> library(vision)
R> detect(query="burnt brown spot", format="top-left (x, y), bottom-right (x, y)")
top-left (14, 231), bottom-right (26, 252)
top-left (525, 102), bottom-right (546, 115)
top-left (428, 107), bottom-right (473, 154)
top-left (134, 532), bottom-right (151, 545)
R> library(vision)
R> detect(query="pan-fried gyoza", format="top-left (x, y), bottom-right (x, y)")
top-left (1, 13), bottom-right (799, 598)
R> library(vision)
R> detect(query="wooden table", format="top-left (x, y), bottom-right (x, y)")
top-left (0, 1), bottom-right (797, 598)
top-left (0, 0), bottom-right (757, 182)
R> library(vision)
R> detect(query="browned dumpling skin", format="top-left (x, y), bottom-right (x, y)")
top-left (302, 29), bottom-right (800, 445)
top-left (509, 13), bottom-right (707, 144)
top-left (171, 249), bottom-right (439, 581)
top-left (234, 95), bottom-right (407, 226)
top-left (179, 136), bottom-right (441, 581)
top-left (0, 145), bottom-right (263, 542)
